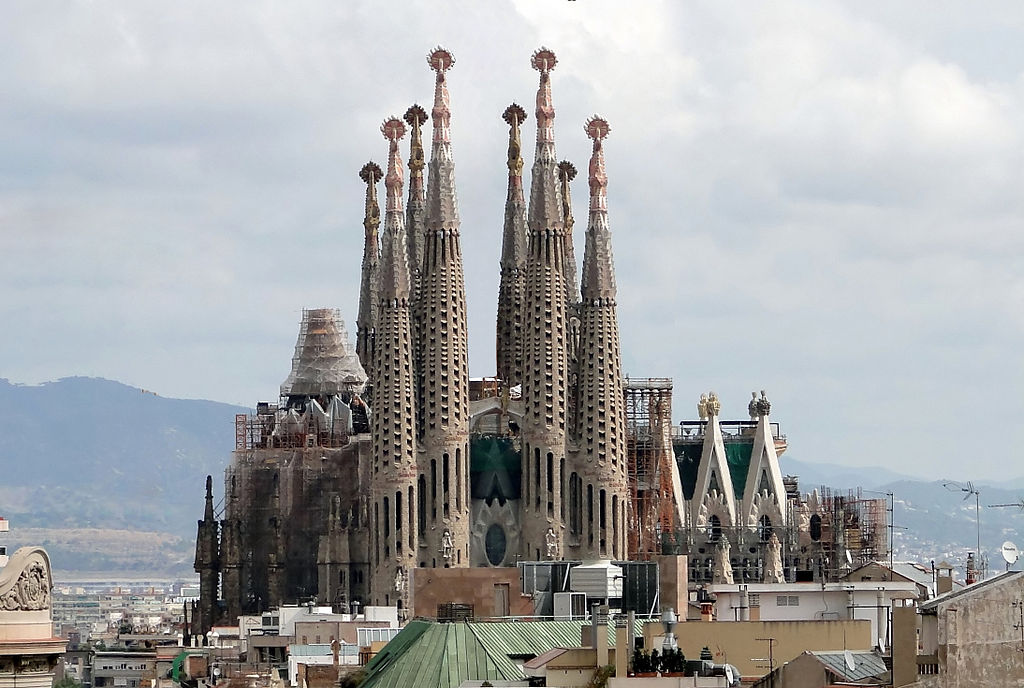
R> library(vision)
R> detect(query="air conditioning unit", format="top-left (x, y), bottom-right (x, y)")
top-left (553, 592), bottom-right (587, 620)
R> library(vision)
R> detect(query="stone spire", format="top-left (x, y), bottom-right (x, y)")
top-left (370, 117), bottom-right (419, 605)
top-left (194, 474), bottom-right (220, 636)
top-left (519, 47), bottom-right (570, 560)
top-left (404, 104), bottom-right (428, 293)
top-left (356, 162), bottom-right (382, 375)
top-left (558, 160), bottom-right (579, 305)
top-left (574, 116), bottom-right (629, 559)
top-left (417, 46), bottom-right (470, 568)
top-left (496, 103), bottom-right (528, 387)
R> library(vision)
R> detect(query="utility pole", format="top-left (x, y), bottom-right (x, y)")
top-left (755, 636), bottom-right (776, 674)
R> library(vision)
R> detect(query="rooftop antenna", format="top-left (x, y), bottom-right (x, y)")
top-left (944, 480), bottom-right (984, 580)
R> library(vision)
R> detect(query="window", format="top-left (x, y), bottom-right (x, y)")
top-left (776, 595), bottom-right (799, 607)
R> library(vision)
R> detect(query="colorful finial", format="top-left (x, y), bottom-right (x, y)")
top-left (427, 47), bottom-right (455, 144)
top-left (381, 117), bottom-right (407, 212)
top-left (530, 47), bottom-right (557, 73)
top-left (585, 116), bottom-right (610, 212)
top-left (503, 104), bottom-right (527, 177)
top-left (359, 161), bottom-right (383, 235)
top-left (404, 104), bottom-right (428, 178)
top-left (531, 48), bottom-right (557, 147)
top-left (557, 160), bottom-right (577, 182)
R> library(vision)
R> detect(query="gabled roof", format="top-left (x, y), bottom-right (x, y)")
top-left (920, 570), bottom-right (1024, 611)
top-left (807, 649), bottom-right (888, 682)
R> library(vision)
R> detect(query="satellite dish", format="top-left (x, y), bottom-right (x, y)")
top-left (844, 649), bottom-right (855, 671)
top-left (1001, 541), bottom-right (1019, 565)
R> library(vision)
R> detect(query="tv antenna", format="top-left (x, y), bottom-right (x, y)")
top-left (1001, 542), bottom-right (1020, 571)
top-left (944, 480), bottom-right (984, 579)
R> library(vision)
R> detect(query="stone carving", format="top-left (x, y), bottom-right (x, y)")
top-left (748, 392), bottom-right (758, 420)
top-left (0, 549), bottom-right (51, 612)
top-left (394, 567), bottom-right (406, 594)
top-left (545, 527), bottom-right (558, 560)
top-left (756, 390), bottom-right (771, 417)
top-left (764, 532), bottom-right (785, 583)
top-left (697, 394), bottom-right (708, 420)
top-left (706, 392), bottom-right (721, 418)
top-left (712, 536), bottom-right (734, 584)
top-left (440, 528), bottom-right (454, 565)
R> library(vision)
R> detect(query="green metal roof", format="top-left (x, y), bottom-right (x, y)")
top-left (361, 619), bottom-right (644, 688)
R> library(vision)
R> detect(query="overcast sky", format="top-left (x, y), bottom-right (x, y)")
top-left (2, 1), bottom-right (1022, 481)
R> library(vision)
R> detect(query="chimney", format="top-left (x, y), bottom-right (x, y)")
top-left (739, 586), bottom-right (750, 622)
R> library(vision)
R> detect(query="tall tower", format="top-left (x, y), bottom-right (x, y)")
top-left (558, 160), bottom-right (580, 306)
top-left (370, 117), bottom-right (419, 606)
top-left (417, 47), bottom-right (471, 567)
top-left (519, 47), bottom-right (570, 560)
top-left (356, 163), bottom-right (382, 377)
top-left (496, 103), bottom-right (529, 387)
top-left (194, 475), bottom-right (219, 635)
top-left (573, 116), bottom-right (630, 560)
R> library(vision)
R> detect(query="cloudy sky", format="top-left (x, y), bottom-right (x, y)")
top-left (2, 1), bottom-right (1022, 481)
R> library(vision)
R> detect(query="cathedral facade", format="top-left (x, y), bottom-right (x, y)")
top-left (194, 47), bottom-right (886, 636)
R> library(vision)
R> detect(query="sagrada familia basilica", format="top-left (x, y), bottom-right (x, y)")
top-left (193, 47), bottom-right (886, 634)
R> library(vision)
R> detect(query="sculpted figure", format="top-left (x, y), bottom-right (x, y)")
top-left (545, 527), bottom-right (558, 559)
top-left (706, 392), bottom-right (721, 417)
top-left (441, 528), bottom-right (454, 565)
top-left (764, 532), bottom-right (785, 583)
top-left (748, 392), bottom-right (758, 420)
top-left (697, 394), bottom-right (708, 420)
top-left (712, 535), bottom-right (734, 584)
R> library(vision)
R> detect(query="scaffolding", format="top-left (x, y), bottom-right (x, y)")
top-left (624, 378), bottom-right (678, 560)
top-left (816, 486), bottom-right (888, 580)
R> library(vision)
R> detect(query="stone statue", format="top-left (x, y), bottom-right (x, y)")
top-left (712, 535), bottom-right (734, 584)
top-left (545, 527), bottom-right (558, 559)
top-left (697, 394), bottom-right (708, 420)
top-left (748, 392), bottom-right (758, 420)
top-left (706, 392), bottom-right (721, 418)
top-left (755, 390), bottom-right (771, 417)
top-left (394, 567), bottom-right (406, 594)
top-left (441, 528), bottom-right (454, 565)
top-left (764, 532), bottom-right (784, 583)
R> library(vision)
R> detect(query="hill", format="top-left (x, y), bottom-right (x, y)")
top-left (0, 377), bottom-right (244, 575)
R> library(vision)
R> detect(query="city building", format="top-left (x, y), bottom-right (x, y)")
top-left (0, 534), bottom-right (66, 688)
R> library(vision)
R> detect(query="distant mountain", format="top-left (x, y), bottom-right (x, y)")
top-left (778, 455), bottom-right (925, 491)
top-left (0, 377), bottom-right (245, 575)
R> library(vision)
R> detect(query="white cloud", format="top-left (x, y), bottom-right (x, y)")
top-left (1, 0), bottom-right (1022, 478)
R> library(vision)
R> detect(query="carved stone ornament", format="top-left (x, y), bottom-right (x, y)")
top-left (0, 547), bottom-right (53, 612)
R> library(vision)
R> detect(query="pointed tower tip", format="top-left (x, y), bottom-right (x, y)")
top-left (404, 104), bottom-right (429, 127)
top-left (503, 103), bottom-right (527, 126)
top-left (557, 160), bottom-right (577, 181)
top-left (585, 115), bottom-right (611, 141)
top-left (205, 475), bottom-right (213, 495)
top-left (531, 47), bottom-right (558, 73)
top-left (381, 117), bottom-right (407, 142)
top-left (360, 161), bottom-right (383, 184)
top-left (427, 47), bottom-right (455, 74)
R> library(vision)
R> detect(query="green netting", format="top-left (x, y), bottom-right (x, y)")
top-left (673, 439), bottom-right (754, 500)
top-left (469, 434), bottom-right (521, 501)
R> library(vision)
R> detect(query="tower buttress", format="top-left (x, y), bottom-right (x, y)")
top-left (356, 162), bottom-right (383, 378)
top-left (519, 48), bottom-right (570, 560)
top-left (496, 103), bottom-right (529, 387)
top-left (573, 116), bottom-right (629, 560)
top-left (416, 47), bottom-right (471, 568)
top-left (370, 117), bottom-right (419, 605)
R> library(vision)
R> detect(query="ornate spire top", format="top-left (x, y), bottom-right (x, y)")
top-left (558, 159), bottom-right (577, 224)
top-left (404, 104), bottom-right (428, 179)
top-left (382, 117), bottom-right (407, 214)
top-left (360, 161), bottom-right (383, 237)
top-left (380, 117), bottom-right (410, 301)
top-left (503, 104), bottom-right (527, 178)
top-left (427, 47), bottom-right (455, 144)
top-left (531, 47), bottom-right (557, 147)
top-left (585, 116), bottom-right (610, 212)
